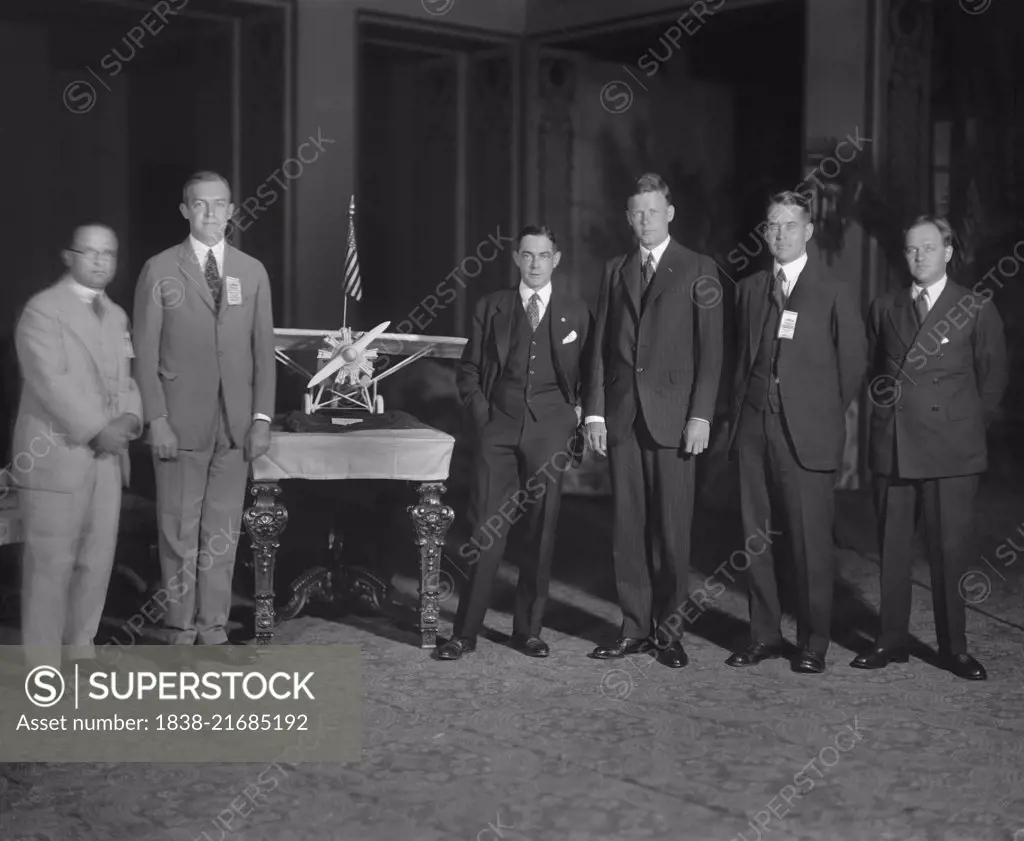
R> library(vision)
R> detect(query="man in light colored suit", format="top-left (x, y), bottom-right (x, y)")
top-left (14, 224), bottom-right (142, 669)
top-left (133, 171), bottom-right (275, 660)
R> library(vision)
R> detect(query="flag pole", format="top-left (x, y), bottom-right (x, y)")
top-left (343, 194), bottom-right (356, 330)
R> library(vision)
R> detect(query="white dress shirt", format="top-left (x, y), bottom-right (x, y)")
top-left (912, 274), bottom-right (946, 311)
top-left (68, 279), bottom-right (104, 308)
top-left (190, 234), bottom-right (226, 276)
top-left (640, 235), bottom-right (672, 273)
top-left (585, 236), bottom-right (709, 427)
top-left (519, 279), bottom-right (552, 321)
top-left (772, 250), bottom-right (808, 300)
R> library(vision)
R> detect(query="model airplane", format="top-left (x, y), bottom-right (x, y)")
top-left (273, 324), bottom-right (467, 415)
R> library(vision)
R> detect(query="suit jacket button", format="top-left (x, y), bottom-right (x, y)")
top-left (636, 366), bottom-right (643, 373)
top-left (931, 405), bottom-right (939, 411)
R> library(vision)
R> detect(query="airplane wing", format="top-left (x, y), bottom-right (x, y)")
top-left (275, 328), bottom-right (467, 359)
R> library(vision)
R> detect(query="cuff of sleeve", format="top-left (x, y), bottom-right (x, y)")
top-left (584, 415), bottom-right (605, 425)
top-left (253, 413), bottom-right (273, 423)
top-left (688, 417), bottom-right (711, 425)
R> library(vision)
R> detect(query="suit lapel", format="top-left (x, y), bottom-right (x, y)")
top-left (56, 283), bottom-right (106, 389)
top-left (547, 290), bottom-right (570, 392)
top-left (642, 238), bottom-right (684, 309)
top-left (176, 238), bottom-right (218, 314)
top-left (888, 287), bottom-right (921, 352)
top-left (491, 289), bottom-right (515, 368)
top-left (622, 252), bottom-right (642, 320)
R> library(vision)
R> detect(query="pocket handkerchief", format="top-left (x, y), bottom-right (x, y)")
top-left (562, 330), bottom-right (578, 345)
top-left (940, 337), bottom-right (949, 344)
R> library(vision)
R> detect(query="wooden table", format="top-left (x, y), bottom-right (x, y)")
top-left (242, 426), bottom-right (456, 649)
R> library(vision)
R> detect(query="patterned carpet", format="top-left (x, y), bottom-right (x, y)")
top-left (1, 484), bottom-right (1023, 841)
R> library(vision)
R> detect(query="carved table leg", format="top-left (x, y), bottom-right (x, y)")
top-left (243, 482), bottom-right (288, 645)
top-left (408, 482), bottom-right (455, 649)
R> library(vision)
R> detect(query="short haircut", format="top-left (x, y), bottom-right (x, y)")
top-left (766, 190), bottom-right (812, 221)
top-left (182, 170), bottom-right (231, 205)
top-left (904, 214), bottom-right (954, 247)
top-left (629, 173), bottom-right (672, 206)
top-left (68, 222), bottom-right (115, 249)
top-left (517, 225), bottom-right (558, 251)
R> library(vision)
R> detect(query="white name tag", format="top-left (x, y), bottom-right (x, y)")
top-left (124, 333), bottom-right (135, 359)
top-left (225, 276), bottom-right (243, 306)
top-left (778, 310), bottom-right (798, 340)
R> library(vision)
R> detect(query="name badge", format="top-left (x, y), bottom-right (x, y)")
top-left (778, 310), bottom-right (798, 340)
top-left (124, 333), bottom-right (135, 359)
top-left (225, 276), bottom-right (243, 306)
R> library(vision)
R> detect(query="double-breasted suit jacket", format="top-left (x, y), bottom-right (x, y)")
top-left (866, 278), bottom-right (1007, 479)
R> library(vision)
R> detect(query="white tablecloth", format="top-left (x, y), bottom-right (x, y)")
top-left (250, 429), bottom-right (455, 483)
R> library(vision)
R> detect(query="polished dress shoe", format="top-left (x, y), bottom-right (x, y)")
top-left (436, 637), bottom-right (476, 660)
top-left (589, 637), bottom-right (652, 660)
top-left (943, 653), bottom-right (987, 681)
top-left (791, 650), bottom-right (826, 674)
top-left (657, 641), bottom-right (688, 668)
top-left (725, 642), bottom-right (784, 668)
top-left (849, 646), bottom-right (909, 670)
top-left (511, 635), bottom-right (549, 658)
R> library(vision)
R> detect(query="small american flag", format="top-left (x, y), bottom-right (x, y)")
top-left (342, 196), bottom-right (363, 302)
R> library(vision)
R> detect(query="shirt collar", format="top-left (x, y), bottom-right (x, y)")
top-left (640, 236), bottom-right (671, 267)
top-left (773, 251), bottom-right (808, 285)
top-left (913, 274), bottom-right (946, 300)
top-left (68, 278), bottom-right (103, 303)
top-left (519, 280), bottom-right (552, 306)
top-left (190, 234), bottom-right (226, 269)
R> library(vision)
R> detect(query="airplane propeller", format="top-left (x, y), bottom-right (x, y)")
top-left (307, 321), bottom-right (391, 389)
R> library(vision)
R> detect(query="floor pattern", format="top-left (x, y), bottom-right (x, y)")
top-left (1, 487), bottom-right (1023, 841)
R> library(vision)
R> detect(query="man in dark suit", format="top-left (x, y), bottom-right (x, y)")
top-left (852, 215), bottom-right (1007, 680)
top-left (583, 173), bottom-right (723, 669)
top-left (726, 191), bottom-right (867, 674)
top-left (439, 226), bottom-right (592, 660)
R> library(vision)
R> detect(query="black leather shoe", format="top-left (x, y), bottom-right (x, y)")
top-left (725, 642), bottom-right (784, 668)
top-left (850, 646), bottom-right (909, 670)
top-left (943, 653), bottom-right (986, 681)
top-left (589, 637), bottom-right (653, 660)
top-left (511, 635), bottom-right (549, 658)
top-left (792, 650), bottom-right (826, 674)
top-left (436, 637), bottom-right (476, 660)
top-left (657, 641), bottom-right (688, 668)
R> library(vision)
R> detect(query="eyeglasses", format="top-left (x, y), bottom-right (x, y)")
top-left (70, 248), bottom-right (117, 262)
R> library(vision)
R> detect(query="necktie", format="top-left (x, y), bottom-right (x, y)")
top-left (204, 249), bottom-right (222, 308)
top-left (642, 253), bottom-right (655, 288)
top-left (526, 292), bottom-right (541, 332)
top-left (914, 288), bottom-right (929, 325)
top-left (91, 296), bottom-right (104, 319)
top-left (772, 268), bottom-right (787, 311)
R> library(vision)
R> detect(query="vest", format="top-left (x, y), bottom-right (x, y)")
top-left (491, 300), bottom-right (564, 421)
top-left (745, 292), bottom-right (784, 413)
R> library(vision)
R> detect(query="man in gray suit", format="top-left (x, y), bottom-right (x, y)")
top-left (14, 224), bottom-right (142, 669)
top-left (133, 171), bottom-right (276, 660)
